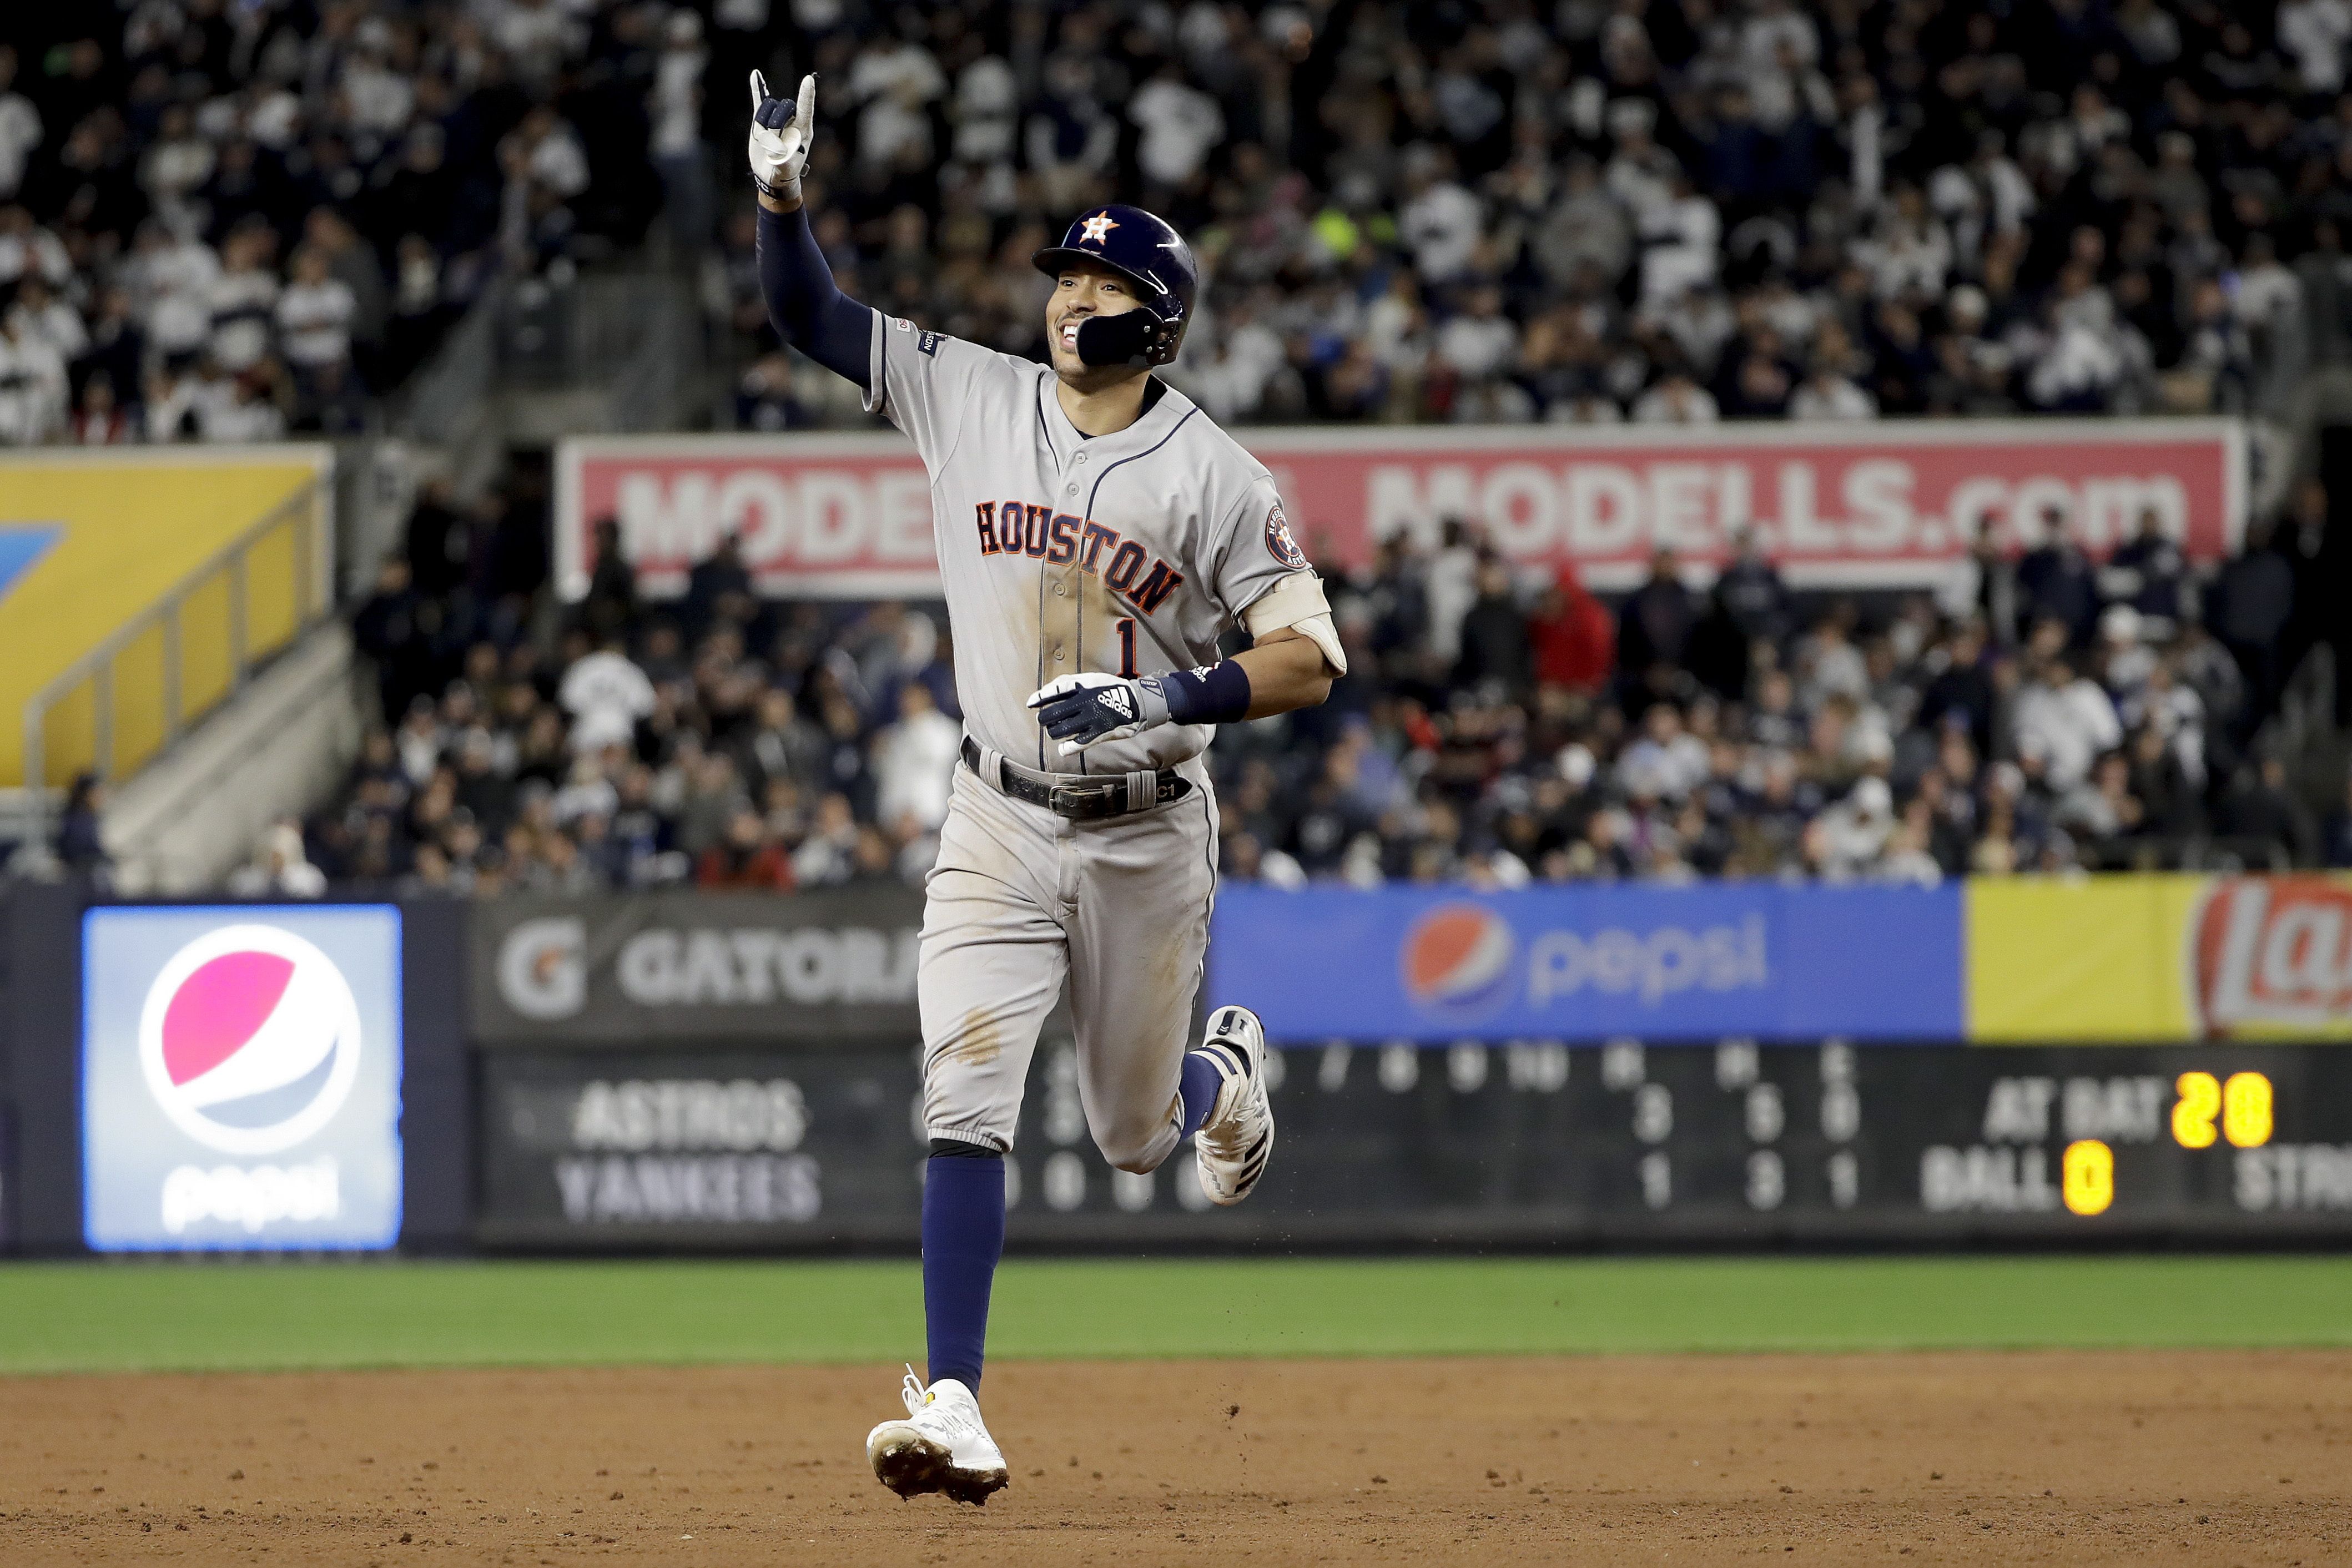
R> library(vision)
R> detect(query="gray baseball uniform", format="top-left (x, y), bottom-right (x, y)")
top-left (860, 310), bottom-right (1317, 1172)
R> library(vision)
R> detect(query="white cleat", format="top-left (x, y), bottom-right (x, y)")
top-left (1194, 1005), bottom-right (1274, 1206)
top-left (865, 1367), bottom-right (1009, 1506)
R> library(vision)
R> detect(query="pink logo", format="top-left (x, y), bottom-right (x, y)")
top-left (137, 925), bottom-right (364, 1154)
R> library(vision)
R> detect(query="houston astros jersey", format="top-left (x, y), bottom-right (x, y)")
top-left (861, 309), bottom-right (1311, 775)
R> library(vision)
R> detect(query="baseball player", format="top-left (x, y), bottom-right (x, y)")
top-left (748, 74), bottom-right (1343, 1504)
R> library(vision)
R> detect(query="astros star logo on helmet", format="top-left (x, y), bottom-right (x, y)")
top-left (1079, 211), bottom-right (1120, 245)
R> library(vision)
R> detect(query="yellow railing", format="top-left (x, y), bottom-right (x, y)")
top-left (22, 477), bottom-right (331, 793)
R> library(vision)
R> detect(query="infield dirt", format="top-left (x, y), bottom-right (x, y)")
top-left (1, 1351), bottom-right (2345, 1565)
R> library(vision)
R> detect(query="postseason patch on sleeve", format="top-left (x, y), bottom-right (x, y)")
top-left (918, 330), bottom-right (941, 356)
top-left (1264, 502), bottom-right (1308, 570)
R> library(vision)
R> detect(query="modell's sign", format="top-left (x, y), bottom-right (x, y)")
top-left (470, 890), bottom-right (923, 1044)
top-left (2194, 878), bottom-right (2352, 1038)
top-left (556, 420), bottom-right (2243, 597)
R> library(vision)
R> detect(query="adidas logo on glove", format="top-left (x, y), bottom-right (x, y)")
top-left (1101, 687), bottom-right (1135, 719)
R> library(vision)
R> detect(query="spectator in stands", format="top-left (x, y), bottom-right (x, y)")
top-left (2013, 654), bottom-right (2124, 795)
top-left (53, 772), bottom-right (108, 880)
top-left (697, 808), bottom-right (792, 890)
top-left (2207, 522), bottom-right (2300, 740)
top-left (2220, 755), bottom-right (2315, 864)
top-left (872, 682), bottom-right (961, 834)
top-left (1528, 565), bottom-right (1615, 695)
top-left (1618, 549), bottom-right (1698, 692)
top-left (228, 820), bottom-right (328, 899)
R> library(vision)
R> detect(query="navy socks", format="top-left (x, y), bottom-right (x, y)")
top-left (1178, 1050), bottom-right (1222, 1140)
top-left (924, 1058), bottom-right (1216, 1390)
top-left (921, 1149), bottom-right (1005, 1391)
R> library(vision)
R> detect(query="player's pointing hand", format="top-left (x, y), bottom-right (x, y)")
top-left (1027, 673), bottom-right (1172, 757)
top-left (748, 70), bottom-right (817, 205)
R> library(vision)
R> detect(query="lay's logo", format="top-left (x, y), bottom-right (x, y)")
top-left (137, 924), bottom-right (365, 1156)
top-left (2193, 877), bottom-right (2352, 1036)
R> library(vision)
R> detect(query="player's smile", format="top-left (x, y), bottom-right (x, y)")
top-left (1047, 265), bottom-right (1138, 374)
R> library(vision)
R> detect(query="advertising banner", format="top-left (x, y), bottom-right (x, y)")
top-left (1207, 883), bottom-right (1963, 1043)
top-left (470, 888), bottom-right (925, 1045)
top-left (1, 446), bottom-right (330, 785)
top-left (81, 905), bottom-right (404, 1251)
top-left (556, 420), bottom-right (2242, 599)
top-left (1967, 874), bottom-right (2352, 1042)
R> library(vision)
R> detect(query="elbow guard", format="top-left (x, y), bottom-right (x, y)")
top-left (1243, 572), bottom-right (1348, 676)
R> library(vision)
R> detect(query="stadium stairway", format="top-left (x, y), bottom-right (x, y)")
top-left (100, 621), bottom-right (364, 895)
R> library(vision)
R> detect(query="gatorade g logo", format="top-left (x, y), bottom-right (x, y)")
top-left (1399, 902), bottom-right (1517, 1020)
top-left (137, 925), bottom-right (365, 1156)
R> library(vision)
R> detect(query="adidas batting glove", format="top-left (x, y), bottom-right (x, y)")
top-left (1026, 673), bottom-right (1171, 757)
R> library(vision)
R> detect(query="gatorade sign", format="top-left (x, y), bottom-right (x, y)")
top-left (83, 906), bottom-right (404, 1251)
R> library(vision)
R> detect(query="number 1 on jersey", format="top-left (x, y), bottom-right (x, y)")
top-left (1116, 617), bottom-right (1138, 679)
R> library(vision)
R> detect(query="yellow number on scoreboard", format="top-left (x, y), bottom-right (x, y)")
top-left (2221, 1072), bottom-right (2273, 1149)
top-left (2062, 1140), bottom-right (2114, 1216)
top-left (2172, 1072), bottom-right (2220, 1149)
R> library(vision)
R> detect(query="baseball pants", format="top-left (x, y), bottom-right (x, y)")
top-left (917, 749), bottom-right (1218, 1172)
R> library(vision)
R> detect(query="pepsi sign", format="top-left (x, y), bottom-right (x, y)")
top-left (1212, 884), bottom-right (1963, 1043)
top-left (1398, 903), bottom-right (1519, 1021)
top-left (83, 906), bottom-right (404, 1251)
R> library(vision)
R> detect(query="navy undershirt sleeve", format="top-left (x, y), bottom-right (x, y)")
top-left (755, 204), bottom-right (874, 391)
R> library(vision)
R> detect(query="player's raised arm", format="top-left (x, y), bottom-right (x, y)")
top-left (747, 71), bottom-right (872, 391)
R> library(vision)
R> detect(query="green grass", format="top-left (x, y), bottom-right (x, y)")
top-left (0, 1257), bottom-right (2346, 1376)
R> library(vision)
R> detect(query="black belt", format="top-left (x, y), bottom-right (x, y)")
top-left (961, 736), bottom-right (1192, 821)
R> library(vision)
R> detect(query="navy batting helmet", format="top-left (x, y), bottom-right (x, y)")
top-left (1033, 205), bottom-right (1198, 366)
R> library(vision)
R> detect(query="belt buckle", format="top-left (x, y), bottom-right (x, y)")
top-left (1048, 780), bottom-right (1115, 818)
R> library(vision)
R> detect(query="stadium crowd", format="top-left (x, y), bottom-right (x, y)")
top-left (1, 4), bottom-right (661, 445)
top-left (240, 476), bottom-right (2348, 901)
top-left (704, 0), bottom-right (2342, 428)
top-left (7, 0), bottom-right (2348, 439)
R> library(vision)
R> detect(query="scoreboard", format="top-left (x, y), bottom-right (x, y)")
top-left (477, 1040), bottom-right (2352, 1248)
top-left (1241, 1039), bottom-right (2352, 1243)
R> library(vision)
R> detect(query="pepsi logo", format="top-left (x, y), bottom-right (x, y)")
top-left (136, 924), bottom-right (365, 1156)
top-left (1399, 903), bottom-right (1518, 1018)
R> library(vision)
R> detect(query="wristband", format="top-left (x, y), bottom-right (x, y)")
top-left (1146, 661), bottom-right (1252, 726)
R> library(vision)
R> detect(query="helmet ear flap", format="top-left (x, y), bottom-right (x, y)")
top-left (1145, 315), bottom-right (1183, 366)
top-left (1074, 311), bottom-right (1159, 368)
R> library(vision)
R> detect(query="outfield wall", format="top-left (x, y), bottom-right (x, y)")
top-left (3, 875), bottom-right (2348, 1257)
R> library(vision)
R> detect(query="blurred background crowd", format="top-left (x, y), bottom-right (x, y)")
top-left (696, 0), bottom-right (2341, 429)
top-left (8, 0), bottom-right (2352, 894)
top-left (192, 473), bottom-right (2340, 903)
top-left (3, 2), bottom-right (661, 444)
top-left (7, 0), bottom-right (2349, 441)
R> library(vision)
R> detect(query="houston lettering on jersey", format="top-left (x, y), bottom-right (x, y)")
top-left (970, 501), bottom-right (1186, 615)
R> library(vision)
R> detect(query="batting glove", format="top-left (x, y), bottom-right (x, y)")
top-left (748, 70), bottom-right (816, 203)
top-left (1026, 673), bottom-right (1172, 757)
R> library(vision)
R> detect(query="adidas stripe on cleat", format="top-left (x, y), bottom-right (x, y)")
top-left (1192, 1006), bottom-right (1273, 1207)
